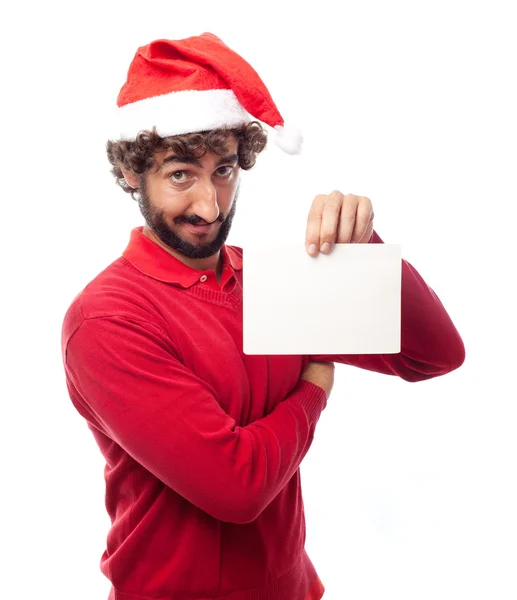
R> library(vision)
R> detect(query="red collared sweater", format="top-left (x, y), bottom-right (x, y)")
top-left (61, 227), bottom-right (465, 600)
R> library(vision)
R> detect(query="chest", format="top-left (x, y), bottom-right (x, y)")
top-left (162, 293), bottom-right (305, 426)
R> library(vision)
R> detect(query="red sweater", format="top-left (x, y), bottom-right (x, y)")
top-left (61, 226), bottom-right (464, 600)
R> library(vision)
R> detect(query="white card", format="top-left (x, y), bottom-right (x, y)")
top-left (243, 244), bottom-right (402, 355)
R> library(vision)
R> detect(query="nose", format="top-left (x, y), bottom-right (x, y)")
top-left (190, 179), bottom-right (220, 224)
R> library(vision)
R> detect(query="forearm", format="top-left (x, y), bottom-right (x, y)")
top-left (64, 316), bottom-right (327, 525)
top-left (311, 230), bottom-right (465, 381)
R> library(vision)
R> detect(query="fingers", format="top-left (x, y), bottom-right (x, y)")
top-left (319, 194), bottom-right (342, 253)
top-left (357, 211), bottom-right (375, 243)
top-left (305, 195), bottom-right (326, 256)
top-left (336, 194), bottom-right (358, 245)
top-left (350, 197), bottom-right (374, 243)
top-left (306, 191), bottom-right (348, 255)
top-left (306, 192), bottom-right (373, 255)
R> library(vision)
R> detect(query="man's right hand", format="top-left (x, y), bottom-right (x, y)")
top-left (300, 360), bottom-right (335, 398)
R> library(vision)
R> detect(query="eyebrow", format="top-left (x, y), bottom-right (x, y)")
top-left (161, 153), bottom-right (239, 169)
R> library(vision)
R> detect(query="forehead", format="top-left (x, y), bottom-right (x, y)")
top-left (159, 134), bottom-right (239, 162)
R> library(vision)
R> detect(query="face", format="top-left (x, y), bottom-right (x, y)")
top-left (133, 137), bottom-right (240, 260)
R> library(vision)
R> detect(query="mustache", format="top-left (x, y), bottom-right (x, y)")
top-left (176, 215), bottom-right (224, 226)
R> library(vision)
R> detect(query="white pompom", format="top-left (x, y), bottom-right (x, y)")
top-left (274, 124), bottom-right (303, 154)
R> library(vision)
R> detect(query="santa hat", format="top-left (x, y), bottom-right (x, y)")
top-left (117, 32), bottom-right (302, 154)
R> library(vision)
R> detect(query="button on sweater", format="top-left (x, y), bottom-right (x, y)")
top-left (61, 226), bottom-right (465, 600)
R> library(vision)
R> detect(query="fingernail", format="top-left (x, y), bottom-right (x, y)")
top-left (308, 244), bottom-right (317, 255)
top-left (321, 242), bottom-right (330, 253)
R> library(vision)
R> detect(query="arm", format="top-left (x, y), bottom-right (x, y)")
top-left (310, 230), bottom-right (466, 382)
top-left (63, 316), bottom-right (327, 524)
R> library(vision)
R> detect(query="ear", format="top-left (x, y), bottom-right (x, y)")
top-left (121, 168), bottom-right (141, 190)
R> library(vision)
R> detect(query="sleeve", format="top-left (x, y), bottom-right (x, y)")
top-left (310, 230), bottom-right (466, 382)
top-left (63, 315), bottom-right (327, 524)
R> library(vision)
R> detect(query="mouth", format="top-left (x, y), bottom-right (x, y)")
top-left (182, 221), bottom-right (219, 235)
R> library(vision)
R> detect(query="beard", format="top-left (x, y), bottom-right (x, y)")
top-left (137, 179), bottom-right (239, 259)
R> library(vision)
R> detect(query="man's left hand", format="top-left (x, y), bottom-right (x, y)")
top-left (305, 191), bottom-right (374, 256)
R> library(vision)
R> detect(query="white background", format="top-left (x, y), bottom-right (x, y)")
top-left (2, 1), bottom-right (516, 599)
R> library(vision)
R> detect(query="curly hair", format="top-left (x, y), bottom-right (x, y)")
top-left (106, 121), bottom-right (268, 200)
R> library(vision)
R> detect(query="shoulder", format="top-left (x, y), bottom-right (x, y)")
top-left (227, 244), bottom-right (243, 255)
top-left (225, 244), bottom-right (243, 269)
top-left (61, 256), bottom-right (153, 349)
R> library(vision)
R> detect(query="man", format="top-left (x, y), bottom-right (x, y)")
top-left (61, 33), bottom-right (465, 600)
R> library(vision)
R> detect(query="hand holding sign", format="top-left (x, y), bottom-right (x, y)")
top-left (305, 192), bottom-right (374, 255)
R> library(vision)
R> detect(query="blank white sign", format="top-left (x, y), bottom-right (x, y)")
top-left (243, 244), bottom-right (402, 355)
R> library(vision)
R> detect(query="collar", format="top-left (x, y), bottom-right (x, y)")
top-left (122, 226), bottom-right (242, 289)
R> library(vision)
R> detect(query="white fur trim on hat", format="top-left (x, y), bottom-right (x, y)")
top-left (274, 124), bottom-right (303, 154)
top-left (118, 89), bottom-right (252, 140)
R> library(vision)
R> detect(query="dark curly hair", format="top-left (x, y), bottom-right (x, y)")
top-left (106, 121), bottom-right (268, 200)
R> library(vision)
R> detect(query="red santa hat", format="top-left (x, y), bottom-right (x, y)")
top-left (116, 32), bottom-right (302, 154)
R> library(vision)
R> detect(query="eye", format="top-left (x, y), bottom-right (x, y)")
top-left (169, 170), bottom-right (189, 183)
top-left (215, 166), bottom-right (234, 177)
